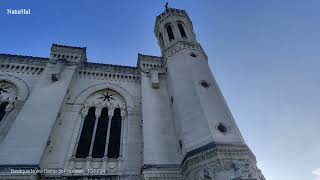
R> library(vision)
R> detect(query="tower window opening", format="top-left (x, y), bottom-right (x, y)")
top-left (190, 53), bottom-right (197, 58)
top-left (217, 123), bottom-right (227, 134)
top-left (178, 139), bottom-right (183, 153)
top-left (178, 23), bottom-right (187, 38)
top-left (166, 25), bottom-right (175, 41)
top-left (200, 80), bottom-right (210, 88)
top-left (159, 33), bottom-right (164, 48)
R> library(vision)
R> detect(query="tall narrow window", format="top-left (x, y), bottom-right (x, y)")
top-left (0, 101), bottom-right (9, 123)
top-left (92, 107), bottom-right (109, 158)
top-left (107, 108), bottom-right (122, 158)
top-left (166, 25), bottom-right (175, 41)
top-left (178, 23), bottom-right (187, 39)
top-left (159, 33), bottom-right (164, 48)
top-left (76, 107), bottom-right (96, 158)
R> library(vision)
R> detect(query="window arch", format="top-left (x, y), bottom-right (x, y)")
top-left (159, 33), bottom-right (164, 48)
top-left (0, 81), bottom-right (18, 124)
top-left (178, 23), bottom-right (187, 39)
top-left (75, 89), bottom-right (126, 159)
top-left (166, 24), bottom-right (175, 41)
top-left (92, 107), bottom-right (109, 158)
top-left (107, 108), bottom-right (122, 158)
top-left (76, 106), bottom-right (96, 158)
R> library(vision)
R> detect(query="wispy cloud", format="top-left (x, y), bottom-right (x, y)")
top-left (312, 168), bottom-right (320, 180)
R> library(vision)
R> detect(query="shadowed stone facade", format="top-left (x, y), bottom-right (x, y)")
top-left (0, 7), bottom-right (265, 180)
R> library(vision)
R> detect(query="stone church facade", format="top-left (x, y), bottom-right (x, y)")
top-left (0, 8), bottom-right (265, 180)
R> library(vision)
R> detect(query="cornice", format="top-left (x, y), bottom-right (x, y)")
top-left (0, 54), bottom-right (48, 65)
top-left (52, 43), bottom-right (86, 50)
top-left (84, 61), bottom-right (138, 71)
top-left (0, 59), bottom-right (45, 75)
top-left (180, 143), bottom-right (257, 175)
top-left (163, 41), bottom-right (208, 61)
top-left (78, 63), bottom-right (141, 83)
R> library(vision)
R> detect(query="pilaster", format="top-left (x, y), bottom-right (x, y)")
top-left (0, 44), bottom-right (86, 171)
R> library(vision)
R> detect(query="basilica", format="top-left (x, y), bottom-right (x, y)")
top-left (0, 7), bottom-right (265, 180)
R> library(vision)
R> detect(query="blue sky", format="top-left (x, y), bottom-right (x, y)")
top-left (1, 0), bottom-right (319, 179)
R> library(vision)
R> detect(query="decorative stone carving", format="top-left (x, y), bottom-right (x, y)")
top-left (108, 108), bottom-right (115, 117)
top-left (196, 165), bottom-right (216, 180)
top-left (0, 56), bottom-right (45, 75)
top-left (0, 81), bottom-right (18, 102)
top-left (181, 144), bottom-right (265, 180)
top-left (0, 81), bottom-right (17, 112)
top-left (0, 74), bottom-right (29, 102)
top-left (108, 161), bottom-right (117, 169)
top-left (231, 160), bottom-right (256, 179)
top-left (5, 100), bottom-right (15, 112)
top-left (80, 104), bottom-right (89, 117)
top-left (82, 89), bottom-right (126, 113)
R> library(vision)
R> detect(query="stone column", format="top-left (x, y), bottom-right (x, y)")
top-left (88, 107), bottom-right (101, 157)
top-left (104, 107), bottom-right (114, 157)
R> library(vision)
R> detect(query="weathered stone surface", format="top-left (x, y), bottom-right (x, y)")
top-left (0, 7), bottom-right (265, 180)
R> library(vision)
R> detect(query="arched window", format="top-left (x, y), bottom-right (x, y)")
top-left (0, 81), bottom-right (18, 124)
top-left (92, 107), bottom-right (109, 158)
top-left (0, 101), bottom-right (9, 123)
top-left (159, 33), bottom-right (164, 48)
top-left (75, 89), bottom-right (125, 159)
top-left (166, 24), bottom-right (175, 41)
top-left (76, 106), bottom-right (96, 158)
top-left (107, 108), bottom-right (122, 158)
top-left (178, 23), bottom-right (187, 39)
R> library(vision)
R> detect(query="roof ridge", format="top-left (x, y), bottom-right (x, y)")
top-left (85, 61), bottom-right (138, 69)
top-left (138, 53), bottom-right (162, 59)
top-left (52, 44), bottom-right (86, 50)
top-left (0, 53), bottom-right (49, 60)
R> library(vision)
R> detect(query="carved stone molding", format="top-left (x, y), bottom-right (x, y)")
top-left (78, 70), bottom-right (140, 83)
top-left (180, 143), bottom-right (265, 180)
top-left (71, 82), bottom-right (136, 109)
top-left (81, 89), bottom-right (126, 112)
top-left (78, 62), bottom-right (140, 83)
top-left (163, 41), bottom-right (208, 61)
top-left (0, 63), bottom-right (44, 75)
top-left (0, 74), bottom-right (29, 102)
top-left (0, 54), bottom-right (46, 76)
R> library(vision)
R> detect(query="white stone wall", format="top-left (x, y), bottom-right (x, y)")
top-left (166, 50), bottom-right (215, 153)
top-left (0, 52), bottom-right (145, 178)
top-left (141, 72), bottom-right (179, 165)
top-left (40, 67), bottom-right (143, 176)
top-left (0, 8), bottom-right (266, 180)
top-left (0, 60), bottom-right (77, 165)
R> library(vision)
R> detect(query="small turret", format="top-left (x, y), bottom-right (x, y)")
top-left (154, 8), bottom-right (198, 54)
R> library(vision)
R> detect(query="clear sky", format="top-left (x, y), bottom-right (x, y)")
top-left (0, 0), bottom-right (319, 179)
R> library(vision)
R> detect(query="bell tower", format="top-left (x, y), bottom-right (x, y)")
top-left (155, 8), bottom-right (199, 56)
top-left (151, 7), bottom-right (266, 180)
